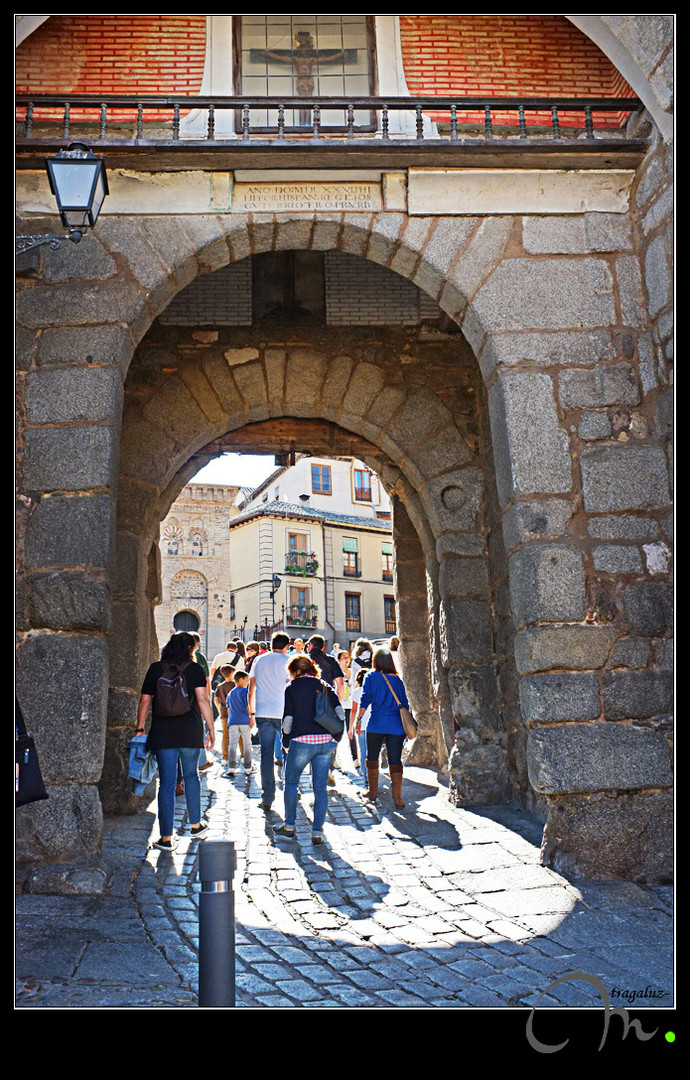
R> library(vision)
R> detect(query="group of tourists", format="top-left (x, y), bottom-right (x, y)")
top-left (135, 628), bottom-right (413, 851)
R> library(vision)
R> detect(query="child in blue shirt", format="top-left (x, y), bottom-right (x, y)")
top-left (225, 671), bottom-right (254, 775)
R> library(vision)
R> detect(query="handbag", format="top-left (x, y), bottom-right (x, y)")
top-left (313, 683), bottom-right (344, 741)
top-left (381, 674), bottom-right (418, 739)
top-left (16, 700), bottom-right (49, 808)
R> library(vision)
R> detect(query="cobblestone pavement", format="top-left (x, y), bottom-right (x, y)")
top-left (16, 740), bottom-right (674, 1014)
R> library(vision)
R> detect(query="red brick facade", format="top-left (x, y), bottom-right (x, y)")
top-left (15, 15), bottom-right (206, 120)
top-left (399, 15), bottom-right (632, 128)
top-left (17, 15), bottom-right (632, 128)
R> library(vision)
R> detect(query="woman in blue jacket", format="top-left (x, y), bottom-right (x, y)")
top-left (351, 647), bottom-right (410, 809)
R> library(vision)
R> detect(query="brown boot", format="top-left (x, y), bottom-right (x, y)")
top-left (363, 760), bottom-right (379, 801)
top-left (390, 763), bottom-right (405, 809)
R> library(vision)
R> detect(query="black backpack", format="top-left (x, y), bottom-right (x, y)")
top-left (156, 661), bottom-right (192, 717)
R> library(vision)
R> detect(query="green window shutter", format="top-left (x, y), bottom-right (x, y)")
top-left (381, 542), bottom-right (393, 555)
top-left (342, 537), bottom-right (359, 552)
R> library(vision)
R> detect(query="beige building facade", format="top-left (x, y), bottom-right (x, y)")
top-left (229, 456), bottom-right (395, 648)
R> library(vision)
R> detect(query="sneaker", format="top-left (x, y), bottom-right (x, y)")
top-left (311, 834), bottom-right (324, 846)
top-left (199, 760), bottom-right (214, 772)
top-left (327, 773), bottom-right (336, 787)
top-left (189, 822), bottom-right (209, 838)
top-left (259, 801), bottom-right (273, 812)
top-left (152, 837), bottom-right (175, 851)
top-left (273, 824), bottom-right (296, 839)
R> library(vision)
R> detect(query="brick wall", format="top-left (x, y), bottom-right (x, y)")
top-left (159, 252), bottom-right (440, 328)
top-left (17, 15), bottom-right (633, 131)
top-left (159, 262), bottom-right (254, 327)
top-left (16, 15), bottom-right (206, 121)
top-left (326, 252), bottom-right (435, 326)
top-left (399, 15), bottom-right (633, 129)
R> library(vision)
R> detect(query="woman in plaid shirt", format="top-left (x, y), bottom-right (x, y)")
top-left (273, 656), bottom-right (345, 847)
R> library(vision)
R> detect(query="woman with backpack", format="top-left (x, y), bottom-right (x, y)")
top-left (136, 631), bottom-right (215, 850)
top-left (350, 646), bottom-right (411, 809)
top-left (273, 655), bottom-right (345, 847)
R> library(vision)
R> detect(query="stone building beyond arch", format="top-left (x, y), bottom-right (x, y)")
top-left (16, 15), bottom-right (673, 889)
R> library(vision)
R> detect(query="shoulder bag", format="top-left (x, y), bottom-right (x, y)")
top-left (381, 674), bottom-right (418, 739)
top-left (313, 683), bottom-right (344, 741)
top-left (16, 700), bottom-right (49, 808)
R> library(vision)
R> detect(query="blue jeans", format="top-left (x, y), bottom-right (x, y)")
top-left (283, 739), bottom-right (334, 835)
top-left (274, 729), bottom-right (285, 764)
top-left (358, 732), bottom-right (368, 786)
top-left (155, 747), bottom-right (201, 836)
top-left (256, 717), bottom-right (282, 805)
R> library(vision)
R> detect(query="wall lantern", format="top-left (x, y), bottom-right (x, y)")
top-left (16, 142), bottom-right (109, 255)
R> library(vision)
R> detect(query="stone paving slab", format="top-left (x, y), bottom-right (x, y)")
top-left (16, 745), bottom-right (674, 1016)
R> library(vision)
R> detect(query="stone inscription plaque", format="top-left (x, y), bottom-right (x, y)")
top-left (232, 181), bottom-right (382, 213)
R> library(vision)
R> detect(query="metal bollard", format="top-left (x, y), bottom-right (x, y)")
top-left (198, 840), bottom-right (236, 1007)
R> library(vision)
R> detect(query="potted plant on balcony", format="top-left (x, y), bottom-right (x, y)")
top-left (284, 552), bottom-right (319, 577)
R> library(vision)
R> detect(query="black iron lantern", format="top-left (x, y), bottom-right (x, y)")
top-left (45, 142), bottom-right (109, 237)
top-left (17, 142), bottom-right (109, 255)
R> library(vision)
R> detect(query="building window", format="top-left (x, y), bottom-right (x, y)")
top-left (382, 542), bottom-right (393, 581)
top-left (163, 522), bottom-right (183, 555)
top-left (230, 594), bottom-right (236, 621)
top-left (188, 524), bottom-right (208, 556)
top-left (234, 16), bottom-right (376, 131)
top-left (343, 537), bottom-right (360, 577)
top-left (286, 532), bottom-right (318, 575)
top-left (384, 596), bottom-right (396, 634)
top-left (173, 610), bottom-right (200, 632)
top-left (287, 585), bottom-right (318, 627)
top-left (354, 468), bottom-right (372, 502)
top-left (311, 463), bottom-right (332, 495)
top-left (346, 593), bottom-right (361, 633)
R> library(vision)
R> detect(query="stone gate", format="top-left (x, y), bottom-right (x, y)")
top-left (16, 15), bottom-right (673, 886)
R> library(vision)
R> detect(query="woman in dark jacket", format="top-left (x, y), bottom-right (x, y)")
top-left (136, 631), bottom-right (215, 850)
top-left (273, 655), bottom-right (345, 846)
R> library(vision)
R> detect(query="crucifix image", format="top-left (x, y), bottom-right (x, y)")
top-left (250, 30), bottom-right (358, 124)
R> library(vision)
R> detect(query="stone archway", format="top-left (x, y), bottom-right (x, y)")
top-left (17, 182), bottom-right (672, 880)
top-left (104, 298), bottom-right (510, 819)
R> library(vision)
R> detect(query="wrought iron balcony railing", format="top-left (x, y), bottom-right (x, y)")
top-left (15, 93), bottom-right (647, 169)
top-left (284, 551), bottom-right (319, 576)
top-left (285, 604), bottom-right (319, 628)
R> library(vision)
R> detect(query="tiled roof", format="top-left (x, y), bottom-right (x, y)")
top-left (228, 500), bottom-right (392, 533)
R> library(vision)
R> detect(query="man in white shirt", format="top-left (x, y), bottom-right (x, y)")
top-left (248, 631), bottom-right (291, 810)
top-left (210, 641), bottom-right (239, 679)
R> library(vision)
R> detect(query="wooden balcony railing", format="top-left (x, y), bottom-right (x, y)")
top-left (15, 93), bottom-right (647, 169)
